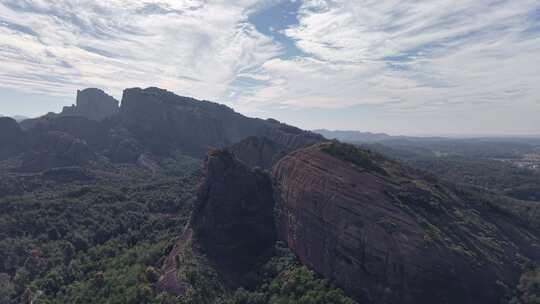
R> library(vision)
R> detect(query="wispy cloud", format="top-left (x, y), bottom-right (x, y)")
top-left (0, 0), bottom-right (539, 133)
top-left (0, 0), bottom-right (280, 100)
top-left (238, 0), bottom-right (540, 116)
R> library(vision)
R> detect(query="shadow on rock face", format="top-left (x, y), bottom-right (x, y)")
top-left (193, 149), bottom-right (277, 274)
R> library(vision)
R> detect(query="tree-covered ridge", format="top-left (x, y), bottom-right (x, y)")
top-left (0, 155), bottom-right (201, 304)
top-left (321, 141), bottom-right (387, 176)
top-left (360, 142), bottom-right (540, 202)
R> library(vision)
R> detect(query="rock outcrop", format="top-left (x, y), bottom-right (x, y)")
top-left (228, 136), bottom-right (287, 170)
top-left (119, 87), bottom-right (323, 157)
top-left (272, 142), bottom-right (540, 304)
top-left (15, 87), bottom-right (322, 164)
top-left (262, 120), bottom-right (323, 151)
top-left (119, 87), bottom-right (240, 155)
top-left (61, 88), bottom-right (119, 121)
top-left (0, 117), bottom-right (25, 159)
top-left (193, 149), bottom-right (276, 273)
top-left (158, 150), bottom-right (277, 298)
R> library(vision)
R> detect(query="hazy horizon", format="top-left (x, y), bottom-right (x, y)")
top-left (3, 92), bottom-right (540, 138)
top-left (1, 0), bottom-right (539, 135)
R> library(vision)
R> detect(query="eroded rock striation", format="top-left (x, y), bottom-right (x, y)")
top-left (272, 142), bottom-right (540, 304)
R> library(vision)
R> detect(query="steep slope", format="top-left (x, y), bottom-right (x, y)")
top-left (61, 88), bottom-right (119, 121)
top-left (0, 117), bottom-right (25, 159)
top-left (11, 87), bottom-right (322, 168)
top-left (228, 136), bottom-right (288, 169)
top-left (272, 142), bottom-right (540, 304)
top-left (192, 149), bottom-right (276, 272)
top-left (119, 87), bottom-right (323, 157)
top-left (158, 150), bottom-right (276, 300)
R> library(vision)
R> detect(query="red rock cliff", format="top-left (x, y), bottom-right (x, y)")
top-left (272, 142), bottom-right (540, 304)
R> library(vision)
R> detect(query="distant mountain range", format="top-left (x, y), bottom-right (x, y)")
top-left (314, 129), bottom-right (396, 142)
top-left (314, 129), bottom-right (540, 143)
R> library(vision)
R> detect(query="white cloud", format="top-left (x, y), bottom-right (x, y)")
top-left (1, 0), bottom-right (539, 134)
top-left (0, 0), bottom-right (280, 101)
top-left (237, 0), bottom-right (540, 118)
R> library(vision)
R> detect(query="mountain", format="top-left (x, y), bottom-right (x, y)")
top-left (273, 142), bottom-right (540, 303)
top-left (0, 115), bottom-right (30, 122)
top-left (18, 131), bottom-right (96, 172)
top-left (12, 115), bottom-right (29, 122)
top-left (6, 87), bottom-right (322, 171)
top-left (315, 129), bottom-right (396, 142)
top-left (0, 117), bottom-right (25, 159)
top-left (61, 88), bottom-right (119, 121)
top-left (19, 88), bottom-right (118, 131)
top-left (1, 87), bottom-right (539, 304)
top-left (157, 149), bottom-right (277, 298)
top-left (155, 141), bottom-right (540, 304)
top-left (118, 87), bottom-right (323, 157)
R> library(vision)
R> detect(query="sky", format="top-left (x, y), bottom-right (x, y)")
top-left (0, 0), bottom-right (539, 136)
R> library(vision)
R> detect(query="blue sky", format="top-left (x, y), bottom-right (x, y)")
top-left (0, 0), bottom-right (539, 135)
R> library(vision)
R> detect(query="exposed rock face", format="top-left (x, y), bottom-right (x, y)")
top-left (158, 150), bottom-right (277, 298)
top-left (262, 120), bottom-right (323, 151)
top-left (193, 149), bottom-right (276, 273)
top-left (0, 117), bottom-right (23, 142)
top-left (120, 87), bottom-right (238, 155)
top-left (61, 88), bottom-right (119, 121)
top-left (272, 142), bottom-right (540, 304)
top-left (19, 131), bottom-right (96, 172)
top-left (119, 87), bottom-right (322, 157)
top-left (228, 136), bottom-right (287, 170)
top-left (16, 87), bottom-right (322, 164)
top-left (0, 117), bottom-right (25, 159)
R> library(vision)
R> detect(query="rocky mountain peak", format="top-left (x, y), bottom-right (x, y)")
top-left (61, 88), bottom-right (119, 121)
top-left (192, 149), bottom-right (276, 273)
top-left (0, 117), bottom-right (22, 143)
top-left (0, 117), bottom-right (24, 159)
